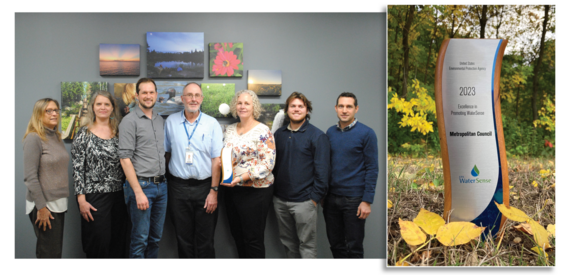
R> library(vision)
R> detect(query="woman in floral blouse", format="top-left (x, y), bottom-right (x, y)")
top-left (71, 90), bottom-right (128, 258)
top-left (221, 89), bottom-right (276, 258)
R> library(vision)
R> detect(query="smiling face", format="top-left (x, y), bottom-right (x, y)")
top-left (42, 101), bottom-right (59, 130)
top-left (182, 84), bottom-right (203, 114)
top-left (236, 93), bottom-right (253, 120)
top-left (93, 95), bottom-right (114, 120)
top-left (136, 82), bottom-right (157, 110)
top-left (335, 96), bottom-right (359, 126)
top-left (287, 98), bottom-right (307, 124)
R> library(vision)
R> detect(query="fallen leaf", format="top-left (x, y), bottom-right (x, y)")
top-left (532, 181), bottom-right (538, 188)
top-left (528, 219), bottom-right (551, 249)
top-left (509, 185), bottom-right (514, 189)
top-left (514, 223), bottom-right (533, 235)
top-left (413, 208), bottom-right (445, 235)
top-left (436, 222), bottom-right (484, 246)
top-left (547, 224), bottom-right (555, 238)
top-left (531, 246), bottom-right (549, 259)
top-left (544, 199), bottom-right (554, 206)
top-left (389, 187), bottom-right (395, 192)
top-left (513, 196), bottom-right (520, 200)
top-left (550, 183), bottom-right (555, 189)
top-left (399, 218), bottom-right (426, 246)
top-left (388, 200), bottom-right (393, 209)
top-left (495, 202), bottom-right (530, 222)
top-left (513, 237), bottom-right (522, 244)
top-left (395, 257), bottom-right (410, 266)
top-left (421, 250), bottom-right (432, 260)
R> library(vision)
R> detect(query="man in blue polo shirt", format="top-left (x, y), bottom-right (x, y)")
top-left (324, 92), bottom-right (378, 258)
top-left (273, 92), bottom-right (330, 258)
top-left (164, 82), bottom-right (223, 258)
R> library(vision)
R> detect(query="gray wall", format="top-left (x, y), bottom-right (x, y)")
top-left (15, 13), bottom-right (386, 258)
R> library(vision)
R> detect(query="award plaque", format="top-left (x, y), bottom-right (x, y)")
top-left (221, 147), bottom-right (233, 184)
top-left (435, 39), bottom-right (509, 236)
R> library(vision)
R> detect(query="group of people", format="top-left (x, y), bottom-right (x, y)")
top-left (22, 77), bottom-right (378, 259)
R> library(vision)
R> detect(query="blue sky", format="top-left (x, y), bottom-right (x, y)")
top-left (147, 32), bottom-right (204, 53)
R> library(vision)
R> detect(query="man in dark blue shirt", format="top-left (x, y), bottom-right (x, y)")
top-left (273, 92), bottom-right (330, 258)
top-left (324, 92), bottom-right (378, 258)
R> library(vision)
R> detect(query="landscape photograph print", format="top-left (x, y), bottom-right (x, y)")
top-left (99, 44), bottom-right (140, 76)
top-left (248, 70), bottom-right (282, 96)
top-left (147, 32), bottom-right (205, 79)
top-left (61, 81), bottom-right (108, 140)
top-left (386, 5), bottom-right (555, 266)
top-left (113, 83), bottom-right (137, 117)
top-left (209, 42), bottom-right (243, 77)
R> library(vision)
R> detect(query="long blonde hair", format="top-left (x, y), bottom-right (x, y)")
top-left (23, 98), bottom-right (62, 141)
top-left (121, 83), bottom-right (136, 105)
top-left (81, 90), bottom-right (122, 137)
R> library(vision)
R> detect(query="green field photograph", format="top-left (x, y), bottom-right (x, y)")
top-left (60, 81), bottom-right (108, 140)
top-left (248, 70), bottom-right (282, 96)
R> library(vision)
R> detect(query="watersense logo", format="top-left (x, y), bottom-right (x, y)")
top-left (459, 165), bottom-right (492, 184)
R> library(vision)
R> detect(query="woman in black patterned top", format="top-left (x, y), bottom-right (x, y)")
top-left (71, 90), bottom-right (128, 258)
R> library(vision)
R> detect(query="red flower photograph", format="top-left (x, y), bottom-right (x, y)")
top-left (209, 42), bottom-right (243, 77)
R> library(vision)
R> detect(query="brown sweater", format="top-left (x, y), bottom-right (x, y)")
top-left (23, 128), bottom-right (70, 210)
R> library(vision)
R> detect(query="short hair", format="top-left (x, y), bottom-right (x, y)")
top-left (23, 98), bottom-right (62, 141)
top-left (183, 82), bottom-right (201, 90)
top-left (81, 90), bottom-right (122, 137)
top-left (230, 90), bottom-right (262, 119)
top-left (136, 78), bottom-right (156, 94)
top-left (284, 91), bottom-right (312, 120)
top-left (336, 92), bottom-right (358, 107)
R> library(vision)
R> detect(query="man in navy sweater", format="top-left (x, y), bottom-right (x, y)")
top-left (272, 92), bottom-right (330, 258)
top-left (324, 92), bottom-right (378, 258)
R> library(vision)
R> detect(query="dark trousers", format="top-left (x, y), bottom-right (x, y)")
top-left (323, 193), bottom-right (366, 258)
top-left (28, 207), bottom-right (65, 258)
top-left (168, 175), bottom-right (217, 258)
top-left (79, 191), bottom-right (129, 258)
top-left (224, 185), bottom-right (273, 258)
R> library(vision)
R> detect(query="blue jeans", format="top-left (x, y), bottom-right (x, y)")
top-left (323, 193), bottom-right (366, 258)
top-left (124, 179), bottom-right (168, 258)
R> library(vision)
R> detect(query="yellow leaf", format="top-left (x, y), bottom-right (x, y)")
top-left (399, 218), bottom-right (426, 246)
top-left (531, 246), bottom-right (548, 259)
top-left (528, 219), bottom-right (551, 249)
top-left (389, 187), bottom-right (395, 192)
top-left (388, 200), bottom-right (393, 209)
top-left (413, 208), bottom-right (445, 235)
top-left (547, 224), bottom-right (555, 238)
top-left (514, 223), bottom-right (533, 235)
top-left (436, 222), bottom-right (485, 246)
top-left (395, 257), bottom-right (410, 266)
top-left (494, 202), bottom-right (531, 222)
top-left (509, 185), bottom-right (514, 189)
top-left (532, 181), bottom-right (538, 188)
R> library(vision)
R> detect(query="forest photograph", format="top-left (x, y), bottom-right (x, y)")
top-left (386, 5), bottom-right (555, 266)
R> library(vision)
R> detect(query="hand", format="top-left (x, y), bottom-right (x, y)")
top-left (357, 201), bottom-right (371, 219)
top-left (35, 207), bottom-right (54, 231)
top-left (204, 190), bottom-right (218, 214)
top-left (135, 192), bottom-right (149, 210)
top-left (220, 176), bottom-right (240, 188)
top-left (78, 199), bottom-right (97, 222)
top-left (311, 200), bottom-right (317, 207)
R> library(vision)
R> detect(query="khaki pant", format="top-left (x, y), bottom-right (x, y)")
top-left (273, 196), bottom-right (318, 258)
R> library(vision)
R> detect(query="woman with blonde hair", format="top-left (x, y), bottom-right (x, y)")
top-left (221, 90), bottom-right (276, 258)
top-left (23, 98), bottom-right (69, 258)
top-left (71, 90), bottom-right (128, 258)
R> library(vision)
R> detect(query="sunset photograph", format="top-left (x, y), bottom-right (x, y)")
top-left (99, 44), bottom-right (140, 76)
top-left (248, 70), bottom-right (282, 96)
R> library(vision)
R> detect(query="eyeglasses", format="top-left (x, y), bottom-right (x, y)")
top-left (181, 94), bottom-right (203, 99)
top-left (45, 109), bottom-right (60, 115)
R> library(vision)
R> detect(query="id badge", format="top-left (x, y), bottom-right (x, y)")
top-left (185, 148), bottom-right (194, 165)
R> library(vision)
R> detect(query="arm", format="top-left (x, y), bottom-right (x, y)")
top-left (71, 128), bottom-right (97, 221)
top-left (118, 118), bottom-right (148, 210)
top-left (204, 157), bottom-right (220, 213)
top-left (23, 134), bottom-right (53, 230)
top-left (358, 129), bottom-right (379, 219)
top-left (309, 133), bottom-right (330, 206)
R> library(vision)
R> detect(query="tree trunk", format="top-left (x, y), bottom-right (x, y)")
top-left (401, 5), bottom-right (415, 98)
top-left (532, 5), bottom-right (550, 121)
top-left (479, 5), bottom-right (488, 38)
top-left (424, 9), bottom-right (438, 83)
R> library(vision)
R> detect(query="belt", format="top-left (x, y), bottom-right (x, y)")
top-left (137, 175), bottom-right (165, 184)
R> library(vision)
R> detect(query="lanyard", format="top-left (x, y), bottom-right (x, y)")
top-left (183, 111), bottom-right (202, 148)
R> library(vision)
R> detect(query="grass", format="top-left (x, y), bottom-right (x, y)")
top-left (387, 155), bottom-right (555, 266)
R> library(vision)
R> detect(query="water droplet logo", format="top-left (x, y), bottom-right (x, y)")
top-left (471, 165), bottom-right (480, 177)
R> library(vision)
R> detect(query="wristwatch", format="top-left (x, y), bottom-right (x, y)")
top-left (210, 186), bottom-right (219, 192)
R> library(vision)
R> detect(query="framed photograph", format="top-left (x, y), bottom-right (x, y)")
top-left (61, 81), bottom-right (108, 140)
top-left (201, 83), bottom-right (236, 118)
top-left (259, 103), bottom-right (286, 133)
top-left (248, 70), bottom-right (282, 96)
top-left (99, 44), bottom-right (140, 76)
top-left (147, 32), bottom-right (205, 79)
top-left (209, 42), bottom-right (243, 77)
top-left (113, 83), bottom-right (137, 117)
